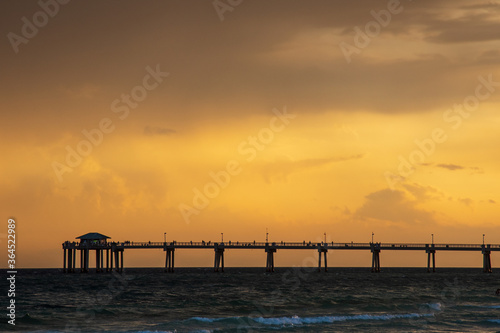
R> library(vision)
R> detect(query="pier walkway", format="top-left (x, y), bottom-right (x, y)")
top-left (62, 236), bottom-right (499, 274)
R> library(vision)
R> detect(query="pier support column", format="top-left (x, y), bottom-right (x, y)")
top-left (106, 249), bottom-right (110, 273)
top-left (96, 249), bottom-right (101, 273)
top-left (80, 249), bottom-right (84, 273)
top-left (72, 248), bottom-right (76, 273)
top-left (120, 250), bottom-right (124, 273)
top-left (324, 251), bottom-right (328, 272)
top-left (114, 249), bottom-right (120, 272)
top-left (110, 248), bottom-right (114, 273)
top-left (165, 249), bottom-right (170, 272)
top-left (265, 248), bottom-right (276, 272)
top-left (68, 249), bottom-right (73, 274)
top-left (371, 244), bottom-right (381, 273)
top-left (483, 250), bottom-right (492, 273)
top-left (426, 250), bottom-right (436, 273)
top-left (165, 248), bottom-right (175, 273)
top-left (63, 248), bottom-right (67, 273)
top-left (84, 248), bottom-right (90, 273)
top-left (318, 248), bottom-right (328, 272)
top-left (214, 244), bottom-right (225, 272)
top-left (213, 251), bottom-right (217, 271)
top-left (171, 248), bottom-right (175, 272)
top-left (100, 249), bottom-right (104, 272)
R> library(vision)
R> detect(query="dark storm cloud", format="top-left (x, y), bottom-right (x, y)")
top-left (424, 14), bottom-right (500, 44)
top-left (2, 0), bottom-right (499, 140)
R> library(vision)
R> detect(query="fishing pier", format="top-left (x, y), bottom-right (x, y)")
top-left (62, 233), bottom-right (499, 273)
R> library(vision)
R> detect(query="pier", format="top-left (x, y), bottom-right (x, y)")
top-left (62, 233), bottom-right (499, 273)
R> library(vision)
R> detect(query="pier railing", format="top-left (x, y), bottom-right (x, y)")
top-left (62, 239), bottom-right (499, 274)
top-left (62, 241), bottom-right (500, 250)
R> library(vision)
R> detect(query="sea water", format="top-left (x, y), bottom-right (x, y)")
top-left (1, 267), bottom-right (499, 332)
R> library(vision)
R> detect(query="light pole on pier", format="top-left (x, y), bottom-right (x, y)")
top-left (371, 232), bottom-right (374, 244)
top-left (324, 232), bottom-right (326, 244)
top-left (164, 232), bottom-right (166, 244)
top-left (483, 234), bottom-right (485, 245)
top-left (431, 233), bottom-right (434, 245)
top-left (221, 233), bottom-right (223, 243)
top-left (266, 228), bottom-right (268, 243)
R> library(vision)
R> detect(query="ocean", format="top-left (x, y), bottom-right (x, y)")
top-left (1, 267), bottom-right (499, 332)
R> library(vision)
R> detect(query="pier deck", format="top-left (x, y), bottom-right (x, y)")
top-left (62, 238), bottom-right (499, 274)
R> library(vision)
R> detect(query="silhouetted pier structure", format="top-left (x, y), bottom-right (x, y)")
top-left (62, 234), bottom-right (499, 274)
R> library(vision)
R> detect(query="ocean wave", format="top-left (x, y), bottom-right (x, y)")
top-left (487, 319), bottom-right (500, 324)
top-left (17, 313), bottom-right (44, 324)
top-left (190, 316), bottom-right (229, 322)
top-left (253, 313), bottom-right (433, 325)
top-left (128, 331), bottom-right (178, 333)
top-left (427, 302), bottom-right (442, 311)
top-left (189, 313), bottom-right (433, 326)
top-left (463, 304), bottom-right (500, 309)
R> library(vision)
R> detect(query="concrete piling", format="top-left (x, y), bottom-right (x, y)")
top-left (317, 246), bottom-right (328, 272)
top-left (371, 243), bottom-right (381, 273)
top-left (214, 243), bottom-right (225, 272)
top-left (165, 248), bottom-right (175, 273)
top-left (265, 246), bottom-right (276, 272)
top-left (426, 249), bottom-right (436, 273)
top-left (483, 248), bottom-right (492, 273)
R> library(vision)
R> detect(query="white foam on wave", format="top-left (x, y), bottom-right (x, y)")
top-left (133, 331), bottom-right (177, 333)
top-left (189, 312), bottom-right (434, 327)
top-left (427, 303), bottom-right (442, 311)
top-left (252, 313), bottom-right (433, 325)
top-left (190, 316), bottom-right (221, 323)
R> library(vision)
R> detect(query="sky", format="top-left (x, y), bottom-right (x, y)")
top-left (1, 0), bottom-right (500, 269)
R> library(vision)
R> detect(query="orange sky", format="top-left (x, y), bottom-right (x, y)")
top-left (1, 0), bottom-right (499, 269)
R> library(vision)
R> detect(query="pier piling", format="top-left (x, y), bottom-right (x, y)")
top-left (165, 248), bottom-right (175, 272)
top-left (317, 246), bottom-right (328, 272)
top-left (106, 249), bottom-right (110, 272)
top-left (483, 249), bottom-right (492, 273)
top-left (120, 250), bottom-right (124, 272)
top-left (114, 249), bottom-right (119, 272)
top-left (68, 249), bottom-right (72, 273)
top-left (84, 247), bottom-right (90, 273)
top-left (114, 249), bottom-right (124, 273)
top-left (214, 243), bottom-right (225, 272)
top-left (426, 249), bottom-right (436, 273)
top-left (72, 249), bottom-right (76, 272)
top-left (63, 248), bottom-right (67, 273)
top-left (371, 244), bottom-right (381, 273)
top-left (100, 249), bottom-right (104, 272)
top-left (96, 250), bottom-right (100, 273)
top-left (80, 249), bottom-right (84, 272)
top-left (110, 247), bottom-right (114, 272)
top-left (265, 247), bottom-right (276, 272)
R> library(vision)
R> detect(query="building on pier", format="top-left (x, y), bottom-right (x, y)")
top-left (77, 232), bottom-right (110, 245)
top-left (63, 232), bottom-right (122, 274)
